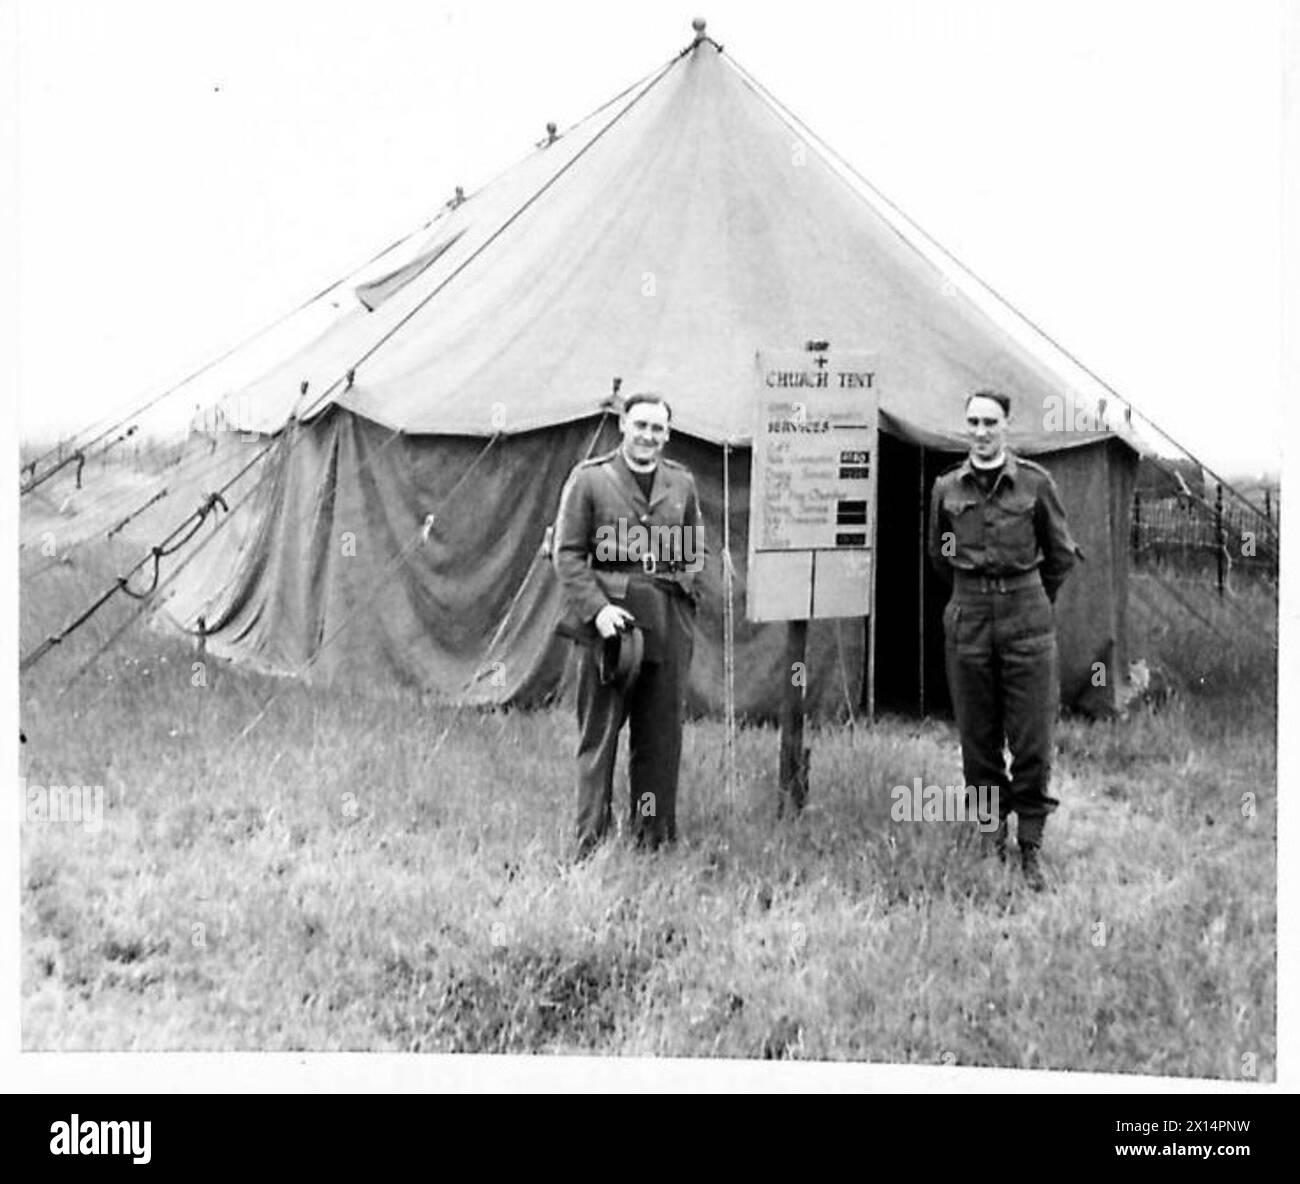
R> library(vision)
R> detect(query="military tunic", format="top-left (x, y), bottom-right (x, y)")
top-left (553, 449), bottom-right (706, 855)
top-left (927, 452), bottom-right (1080, 842)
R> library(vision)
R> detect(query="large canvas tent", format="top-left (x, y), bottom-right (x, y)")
top-left (159, 29), bottom-right (1139, 718)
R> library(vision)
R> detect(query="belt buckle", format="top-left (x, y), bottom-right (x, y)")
top-left (640, 552), bottom-right (658, 576)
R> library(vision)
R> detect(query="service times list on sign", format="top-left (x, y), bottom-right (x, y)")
top-left (757, 404), bottom-right (875, 552)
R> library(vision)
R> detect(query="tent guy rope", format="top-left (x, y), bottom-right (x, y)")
top-left (18, 43), bottom-right (691, 680)
top-left (721, 50), bottom-right (1275, 542)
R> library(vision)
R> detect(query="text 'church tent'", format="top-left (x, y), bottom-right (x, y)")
top-left (158, 27), bottom-right (1140, 719)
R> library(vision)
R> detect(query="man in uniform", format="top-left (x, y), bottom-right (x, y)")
top-left (928, 390), bottom-right (1080, 890)
top-left (553, 393), bottom-right (706, 859)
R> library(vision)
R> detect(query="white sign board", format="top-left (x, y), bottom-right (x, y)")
top-left (746, 349), bottom-right (880, 622)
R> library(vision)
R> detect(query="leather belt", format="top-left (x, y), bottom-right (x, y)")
top-left (952, 569), bottom-right (1042, 594)
top-left (592, 558), bottom-right (689, 576)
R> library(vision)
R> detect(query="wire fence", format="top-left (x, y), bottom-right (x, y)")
top-left (1130, 488), bottom-right (1278, 586)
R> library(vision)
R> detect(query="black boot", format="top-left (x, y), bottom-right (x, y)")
top-left (983, 818), bottom-right (1009, 863)
top-left (1020, 843), bottom-right (1046, 892)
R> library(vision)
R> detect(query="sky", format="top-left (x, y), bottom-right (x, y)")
top-left (6, 0), bottom-right (1290, 479)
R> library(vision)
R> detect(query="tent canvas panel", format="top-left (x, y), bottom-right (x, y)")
top-left (161, 409), bottom-right (1134, 718)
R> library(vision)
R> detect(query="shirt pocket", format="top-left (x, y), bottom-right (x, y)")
top-left (945, 494), bottom-right (983, 553)
top-left (993, 491), bottom-right (1039, 565)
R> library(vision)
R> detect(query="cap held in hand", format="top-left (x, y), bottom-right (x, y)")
top-left (598, 623), bottom-right (644, 691)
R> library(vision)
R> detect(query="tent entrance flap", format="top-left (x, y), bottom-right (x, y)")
top-left (870, 434), bottom-right (954, 716)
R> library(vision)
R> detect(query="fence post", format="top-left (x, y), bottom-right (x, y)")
top-left (1131, 491), bottom-right (1142, 562)
top-left (1215, 483), bottom-right (1225, 598)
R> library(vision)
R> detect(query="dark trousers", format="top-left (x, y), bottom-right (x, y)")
top-left (574, 584), bottom-right (694, 855)
top-left (943, 582), bottom-right (1059, 846)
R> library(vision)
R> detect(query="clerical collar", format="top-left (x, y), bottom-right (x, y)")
top-left (969, 451), bottom-right (1006, 471)
top-left (620, 449), bottom-right (657, 475)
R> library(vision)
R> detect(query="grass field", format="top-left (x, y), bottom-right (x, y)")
top-left (18, 492), bottom-right (1278, 1076)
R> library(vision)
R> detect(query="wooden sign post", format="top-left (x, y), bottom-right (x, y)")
top-left (747, 345), bottom-right (880, 815)
top-left (777, 619), bottom-right (811, 815)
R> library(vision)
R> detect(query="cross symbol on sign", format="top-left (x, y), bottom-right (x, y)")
top-left (813, 355), bottom-right (828, 370)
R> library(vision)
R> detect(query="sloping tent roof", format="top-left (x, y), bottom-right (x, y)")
top-left (233, 37), bottom-right (1140, 454)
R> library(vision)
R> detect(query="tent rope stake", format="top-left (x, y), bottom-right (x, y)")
top-left (117, 550), bottom-right (165, 601)
top-left (53, 477), bottom-right (268, 702)
top-left (113, 493), bottom-right (229, 602)
top-left (21, 449), bottom-right (85, 497)
top-left (22, 425), bottom-right (140, 502)
top-left (21, 450), bottom-right (259, 675)
top-left (23, 426), bottom-right (261, 560)
top-left (21, 429), bottom-right (265, 596)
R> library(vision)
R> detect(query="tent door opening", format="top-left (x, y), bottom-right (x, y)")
top-left (868, 434), bottom-right (960, 717)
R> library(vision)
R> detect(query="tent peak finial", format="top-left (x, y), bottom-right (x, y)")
top-left (685, 17), bottom-right (721, 55)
